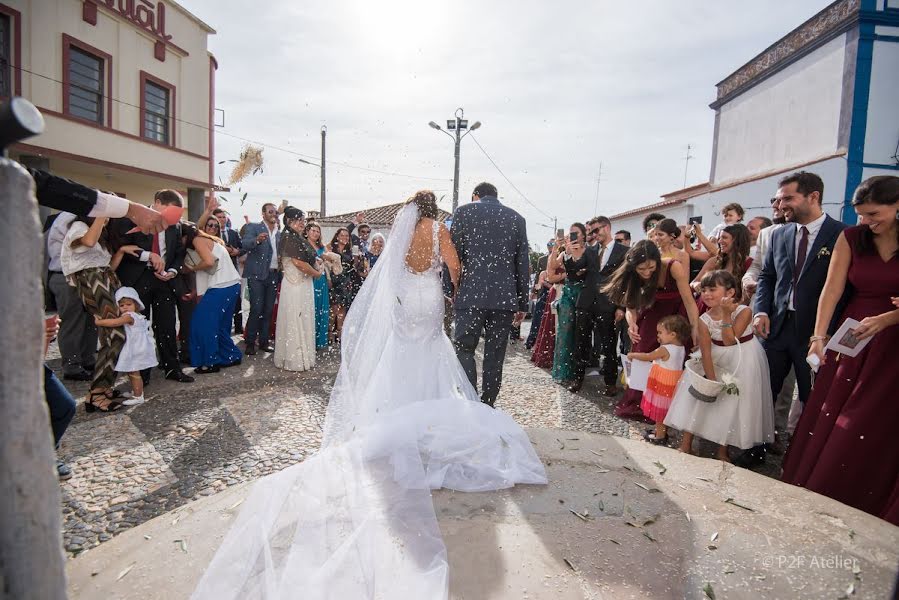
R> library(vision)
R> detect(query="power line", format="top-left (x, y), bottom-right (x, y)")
top-left (468, 133), bottom-right (553, 221)
top-left (10, 64), bottom-right (451, 182)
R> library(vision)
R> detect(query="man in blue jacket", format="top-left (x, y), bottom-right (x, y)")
top-left (242, 203), bottom-right (281, 355)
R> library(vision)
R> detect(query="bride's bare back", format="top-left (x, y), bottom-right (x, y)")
top-left (405, 218), bottom-right (461, 286)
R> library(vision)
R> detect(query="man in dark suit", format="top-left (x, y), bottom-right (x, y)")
top-left (213, 208), bottom-right (246, 334)
top-left (742, 171), bottom-right (848, 467)
top-left (111, 189), bottom-right (194, 383)
top-left (451, 182), bottom-right (530, 407)
top-left (567, 216), bottom-right (628, 395)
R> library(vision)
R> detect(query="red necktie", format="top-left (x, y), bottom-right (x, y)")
top-left (151, 232), bottom-right (161, 256)
top-left (792, 226), bottom-right (808, 286)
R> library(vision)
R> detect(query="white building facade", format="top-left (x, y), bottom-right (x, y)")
top-left (613, 0), bottom-right (899, 237)
top-left (1, 0), bottom-right (218, 219)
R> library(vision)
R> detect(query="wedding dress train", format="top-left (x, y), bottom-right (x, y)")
top-left (192, 204), bottom-right (547, 599)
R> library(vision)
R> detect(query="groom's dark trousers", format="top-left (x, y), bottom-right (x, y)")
top-left (449, 194), bottom-right (530, 408)
top-left (454, 308), bottom-right (514, 407)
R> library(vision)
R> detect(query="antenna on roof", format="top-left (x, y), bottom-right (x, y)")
top-left (593, 162), bottom-right (603, 216)
top-left (682, 144), bottom-right (694, 189)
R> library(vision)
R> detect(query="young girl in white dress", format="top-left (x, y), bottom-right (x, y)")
top-left (94, 287), bottom-right (158, 406)
top-left (664, 270), bottom-right (774, 461)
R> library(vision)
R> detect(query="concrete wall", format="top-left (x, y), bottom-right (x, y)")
top-left (5, 0), bottom-right (212, 186)
top-left (705, 156), bottom-right (846, 226)
top-left (712, 35), bottom-right (847, 186)
top-left (863, 33), bottom-right (899, 166)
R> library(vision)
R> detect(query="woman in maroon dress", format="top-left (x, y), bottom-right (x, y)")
top-left (603, 241), bottom-right (699, 420)
top-left (783, 176), bottom-right (899, 525)
top-left (531, 264), bottom-right (565, 368)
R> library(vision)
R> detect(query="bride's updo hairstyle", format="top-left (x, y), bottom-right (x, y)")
top-left (407, 190), bottom-right (438, 220)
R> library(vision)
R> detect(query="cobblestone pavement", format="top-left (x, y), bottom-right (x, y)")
top-left (51, 326), bottom-right (781, 557)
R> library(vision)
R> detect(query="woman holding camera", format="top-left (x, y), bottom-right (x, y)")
top-left (548, 224), bottom-right (587, 384)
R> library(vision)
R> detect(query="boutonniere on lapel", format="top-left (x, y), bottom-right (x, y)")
top-left (817, 247), bottom-right (831, 259)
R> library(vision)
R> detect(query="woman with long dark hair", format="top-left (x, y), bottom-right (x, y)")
top-left (328, 227), bottom-right (354, 343)
top-left (783, 175), bottom-right (899, 525)
top-left (305, 222), bottom-right (330, 349)
top-left (183, 222), bottom-right (243, 373)
top-left (690, 223), bottom-right (752, 310)
top-left (603, 240), bottom-right (698, 421)
top-left (549, 223), bottom-right (587, 383)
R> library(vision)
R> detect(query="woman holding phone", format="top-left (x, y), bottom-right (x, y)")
top-left (548, 224), bottom-right (587, 384)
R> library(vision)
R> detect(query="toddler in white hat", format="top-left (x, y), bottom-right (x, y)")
top-left (94, 287), bottom-right (157, 406)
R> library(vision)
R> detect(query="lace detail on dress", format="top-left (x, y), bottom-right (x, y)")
top-left (701, 305), bottom-right (752, 339)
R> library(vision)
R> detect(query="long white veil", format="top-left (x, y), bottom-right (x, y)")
top-left (192, 203), bottom-right (546, 600)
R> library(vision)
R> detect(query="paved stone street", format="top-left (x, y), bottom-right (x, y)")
top-left (50, 325), bottom-right (781, 558)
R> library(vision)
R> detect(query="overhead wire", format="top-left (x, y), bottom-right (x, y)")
top-left (468, 132), bottom-right (554, 222)
top-left (10, 63), bottom-right (451, 182)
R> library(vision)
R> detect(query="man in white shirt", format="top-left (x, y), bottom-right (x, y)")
top-left (241, 203), bottom-right (282, 355)
top-left (45, 212), bottom-right (97, 380)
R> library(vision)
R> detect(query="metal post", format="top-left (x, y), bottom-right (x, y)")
top-left (320, 125), bottom-right (327, 217)
top-left (452, 116), bottom-right (461, 213)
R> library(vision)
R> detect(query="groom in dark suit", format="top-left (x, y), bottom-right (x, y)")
top-left (741, 171), bottom-right (847, 467)
top-left (567, 216), bottom-right (628, 394)
top-left (451, 182), bottom-right (530, 407)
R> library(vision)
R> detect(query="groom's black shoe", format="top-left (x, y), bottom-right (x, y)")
top-left (733, 445), bottom-right (767, 469)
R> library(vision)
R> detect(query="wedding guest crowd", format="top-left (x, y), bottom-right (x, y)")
top-left (525, 171), bottom-right (898, 525)
top-left (39, 166), bottom-right (898, 526)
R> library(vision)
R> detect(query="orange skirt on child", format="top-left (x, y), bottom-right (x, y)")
top-left (640, 364), bottom-right (683, 423)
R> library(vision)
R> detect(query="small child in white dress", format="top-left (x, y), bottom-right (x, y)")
top-left (664, 270), bottom-right (774, 461)
top-left (94, 287), bottom-right (158, 406)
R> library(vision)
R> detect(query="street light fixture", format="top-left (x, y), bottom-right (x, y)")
top-left (428, 107), bottom-right (481, 212)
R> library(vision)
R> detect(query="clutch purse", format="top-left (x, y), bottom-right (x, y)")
top-left (185, 248), bottom-right (219, 275)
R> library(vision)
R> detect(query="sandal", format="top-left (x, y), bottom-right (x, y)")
top-left (642, 430), bottom-right (669, 445)
top-left (85, 391), bottom-right (123, 413)
top-left (194, 365), bottom-right (221, 374)
top-left (104, 389), bottom-right (125, 400)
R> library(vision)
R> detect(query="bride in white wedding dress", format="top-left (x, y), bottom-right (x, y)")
top-left (192, 192), bottom-right (547, 600)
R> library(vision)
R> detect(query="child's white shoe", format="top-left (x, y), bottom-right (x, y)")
top-left (122, 395), bottom-right (146, 406)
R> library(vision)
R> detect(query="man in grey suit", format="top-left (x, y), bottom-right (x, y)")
top-left (451, 182), bottom-right (530, 407)
top-left (241, 203), bottom-right (282, 355)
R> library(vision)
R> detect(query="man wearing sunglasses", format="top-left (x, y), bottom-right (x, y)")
top-left (241, 203), bottom-right (282, 355)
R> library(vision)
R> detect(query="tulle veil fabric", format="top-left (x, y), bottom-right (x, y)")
top-left (191, 204), bottom-right (547, 600)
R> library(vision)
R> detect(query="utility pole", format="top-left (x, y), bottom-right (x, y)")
top-left (320, 125), bottom-right (327, 217)
top-left (682, 143), bottom-right (693, 189)
top-left (429, 108), bottom-right (481, 213)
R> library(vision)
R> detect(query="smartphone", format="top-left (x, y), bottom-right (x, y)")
top-left (688, 216), bottom-right (703, 225)
top-left (556, 229), bottom-right (565, 239)
top-left (569, 232), bottom-right (578, 242)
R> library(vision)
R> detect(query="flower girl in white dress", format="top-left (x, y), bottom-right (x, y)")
top-left (664, 270), bottom-right (774, 461)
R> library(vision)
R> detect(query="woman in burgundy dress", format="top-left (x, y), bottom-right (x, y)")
top-left (603, 241), bottom-right (699, 420)
top-left (531, 264), bottom-right (566, 368)
top-left (783, 176), bottom-right (899, 525)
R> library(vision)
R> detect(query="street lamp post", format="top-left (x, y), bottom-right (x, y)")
top-left (429, 108), bottom-right (480, 212)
